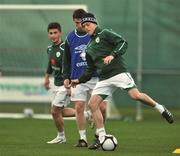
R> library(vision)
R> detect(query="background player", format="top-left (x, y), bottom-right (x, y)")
top-left (44, 22), bottom-right (76, 144)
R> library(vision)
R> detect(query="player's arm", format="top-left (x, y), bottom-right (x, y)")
top-left (62, 40), bottom-right (71, 88)
top-left (103, 29), bottom-right (128, 65)
top-left (105, 29), bottom-right (128, 57)
top-left (71, 53), bottom-right (95, 87)
top-left (44, 60), bottom-right (53, 90)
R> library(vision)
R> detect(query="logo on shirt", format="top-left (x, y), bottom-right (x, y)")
top-left (75, 44), bottom-right (87, 53)
top-left (80, 52), bottom-right (86, 61)
top-left (74, 44), bottom-right (87, 67)
top-left (76, 62), bottom-right (87, 67)
top-left (95, 37), bottom-right (100, 43)
top-left (56, 51), bottom-right (61, 57)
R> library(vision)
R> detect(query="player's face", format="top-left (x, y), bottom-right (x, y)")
top-left (73, 18), bottom-right (84, 32)
top-left (48, 29), bottom-right (61, 44)
top-left (82, 22), bottom-right (97, 36)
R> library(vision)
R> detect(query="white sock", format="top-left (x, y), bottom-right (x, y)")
top-left (84, 110), bottom-right (91, 119)
top-left (58, 131), bottom-right (65, 138)
top-left (96, 127), bottom-right (106, 142)
top-left (79, 130), bottom-right (87, 142)
top-left (154, 103), bottom-right (165, 114)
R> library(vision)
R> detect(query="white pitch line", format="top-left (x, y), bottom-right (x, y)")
top-left (0, 113), bottom-right (75, 120)
top-left (0, 4), bottom-right (87, 10)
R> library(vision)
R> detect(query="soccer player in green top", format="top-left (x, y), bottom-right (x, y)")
top-left (71, 13), bottom-right (174, 149)
top-left (44, 22), bottom-right (76, 144)
top-left (44, 22), bottom-right (91, 144)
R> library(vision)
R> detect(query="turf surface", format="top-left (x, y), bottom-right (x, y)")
top-left (0, 109), bottom-right (179, 156)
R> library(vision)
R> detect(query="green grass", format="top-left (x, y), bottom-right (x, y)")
top-left (0, 109), bottom-right (179, 156)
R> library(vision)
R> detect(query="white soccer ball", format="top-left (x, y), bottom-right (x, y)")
top-left (100, 134), bottom-right (118, 151)
top-left (23, 108), bottom-right (34, 118)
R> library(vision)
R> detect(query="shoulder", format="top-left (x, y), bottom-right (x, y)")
top-left (96, 29), bottom-right (113, 39)
top-left (59, 42), bottom-right (65, 51)
top-left (47, 45), bottom-right (53, 54)
top-left (67, 30), bottom-right (76, 40)
top-left (65, 30), bottom-right (76, 45)
top-left (98, 28), bottom-right (113, 35)
top-left (47, 45), bottom-right (52, 49)
top-left (98, 28), bottom-right (123, 39)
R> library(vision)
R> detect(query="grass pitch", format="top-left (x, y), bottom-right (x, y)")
top-left (0, 108), bottom-right (179, 156)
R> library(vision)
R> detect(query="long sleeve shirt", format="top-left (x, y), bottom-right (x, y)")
top-left (79, 26), bottom-right (128, 83)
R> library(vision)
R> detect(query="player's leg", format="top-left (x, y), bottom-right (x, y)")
top-left (61, 96), bottom-right (93, 118)
top-left (111, 72), bottom-right (174, 124)
top-left (88, 80), bottom-right (114, 150)
top-left (128, 88), bottom-right (157, 107)
top-left (88, 95), bottom-right (106, 141)
top-left (47, 105), bottom-right (66, 144)
top-left (87, 96), bottom-right (107, 150)
top-left (88, 100), bottom-right (107, 150)
top-left (99, 101), bottom-right (107, 122)
top-left (47, 86), bottom-right (68, 144)
top-left (85, 77), bottom-right (107, 129)
top-left (127, 88), bottom-right (174, 123)
top-left (87, 100), bottom-right (107, 130)
top-left (62, 107), bottom-right (76, 117)
top-left (74, 101), bottom-right (88, 147)
top-left (71, 85), bottom-right (88, 147)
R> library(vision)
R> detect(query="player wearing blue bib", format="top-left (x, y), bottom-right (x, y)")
top-left (63, 9), bottom-right (107, 148)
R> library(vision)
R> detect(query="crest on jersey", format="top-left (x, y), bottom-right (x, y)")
top-left (95, 37), bottom-right (100, 43)
top-left (56, 51), bottom-right (61, 57)
top-left (80, 52), bottom-right (86, 61)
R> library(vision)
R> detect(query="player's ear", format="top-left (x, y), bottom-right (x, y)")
top-left (59, 31), bottom-right (62, 36)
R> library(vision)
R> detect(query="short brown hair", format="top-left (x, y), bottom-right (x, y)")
top-left (72, 9), bottom-right (86, 19)
top-left (47, 22), bottom-right (61, 32)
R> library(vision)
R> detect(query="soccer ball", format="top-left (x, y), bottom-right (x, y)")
top-left (100, 134), bottom-right (118, 151)
top-left (23, 108), bottom-right (34, 118)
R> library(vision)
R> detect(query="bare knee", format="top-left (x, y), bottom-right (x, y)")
top-left (88, 95), bottom-right (102, 112)
top-left (75, 102), bottom-right (84, 115)
top-left (88, 101), bottom-right (97, 112)
top-left (51, 106), bottom-right (61, 118)
top-left (128, 89), bottom-right (143, 101)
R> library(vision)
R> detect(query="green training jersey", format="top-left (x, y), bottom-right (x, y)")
top-left (79, 26), bottom-right (128, 83)
top-left (46, 42), bottom-right (64, 86)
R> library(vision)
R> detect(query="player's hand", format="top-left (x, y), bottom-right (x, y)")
top-left (71, 79), bottom-right (79, 88)
top-left (44, 78), bottom-right (50, 90)
top-left (66, 88), bottom-right (71, 96)
top-left (64, 79), bottom-right (71, 89)
top-left (103, 55), bottom-right (114, 65)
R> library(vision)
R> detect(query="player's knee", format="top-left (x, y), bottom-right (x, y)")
top-left (88, 102), bottom-right (94, 111)
top-left (51, 107), bottom-right (59, 117)
top-left (89, 96), bottom-right (102, 111)
top-left (88, 101), bottom-right (98, 112)
top-left (130, 92), bottom-right (143, 100)
top-left (75, 104), bottom-right (84, 114)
